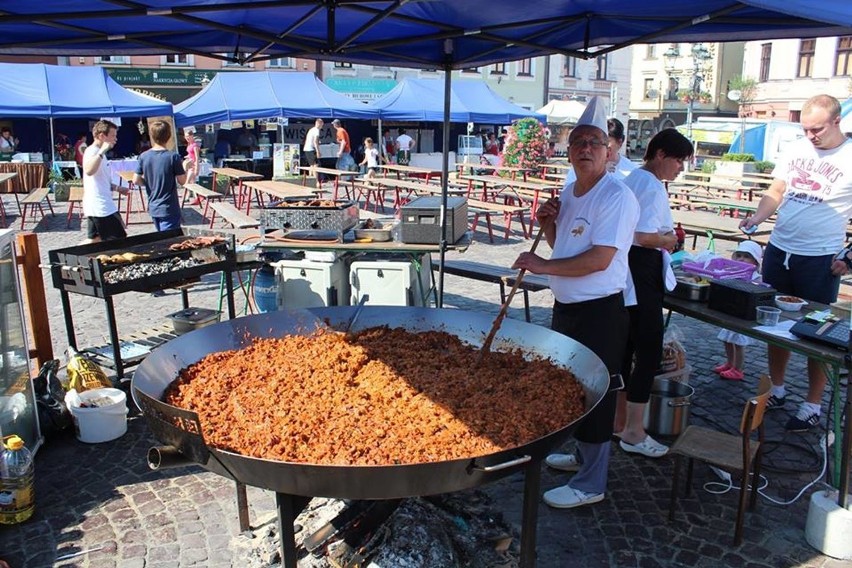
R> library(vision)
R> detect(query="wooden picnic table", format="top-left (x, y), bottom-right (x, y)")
top-left (701, 197), bottom-right (761, 217)
top-left (356, 177), bottom-right (463, 212)
top-left (380, 164), bottom-right (443, 181)
top-left (459, 174), bottom-right (559, 225)
top-left (65, 186), bottom-right (85, 228)
top-left (0, 172), bottom-right (18, 226)
top-left (212, 167), bottom-right (263, 210)
top-left (241, 180), bottom-right (321, 214)
top-left (116, 170), bottom-right (149, 225)
top-left (672, 209), bottom-right (772, 249)
top-left (298, 166), bottom-right (360, 200)
top-left (455, 163), bottom-right (534, 180)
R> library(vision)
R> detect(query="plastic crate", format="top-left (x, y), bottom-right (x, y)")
top-left (681, 258), bottom-right (755, 281)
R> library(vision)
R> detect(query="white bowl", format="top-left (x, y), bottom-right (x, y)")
top-left (775, 295), bottom-right (807, 312)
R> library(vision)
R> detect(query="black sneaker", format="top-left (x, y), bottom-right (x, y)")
top-left (785, 411), bottom-right (820, 432)
top-left (766, 394), bottom-right (786, 410)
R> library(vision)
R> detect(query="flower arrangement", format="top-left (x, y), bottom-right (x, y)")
top-left (501, 118), bottom-right (548, 172)
top-left (676, 90), bottom-right (713, 104)
top-left (54, 133), bottom-right (74, 161)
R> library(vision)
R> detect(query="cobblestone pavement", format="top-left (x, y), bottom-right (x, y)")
top-left (0, 192), bottom-right (848, 567)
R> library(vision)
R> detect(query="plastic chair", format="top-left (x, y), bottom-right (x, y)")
top-left (667, 375), bottom-right (771, 546)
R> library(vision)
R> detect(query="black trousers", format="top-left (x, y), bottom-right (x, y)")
top-left (552, 293), bottom-right (629, 444)
top-left (622, 246), bottom-right (665, 404)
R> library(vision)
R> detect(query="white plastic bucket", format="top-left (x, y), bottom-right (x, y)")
top-left (69, 388), bottom-right (128, 443)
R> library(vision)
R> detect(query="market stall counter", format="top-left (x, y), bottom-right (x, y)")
top-left (0, 162), bottom-right (45, 193)
top-left (663, 294), bottom-right (851, 508)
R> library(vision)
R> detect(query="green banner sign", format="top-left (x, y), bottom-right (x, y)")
top-left (106, 67), bottom-right (217, 87)
top-left (324, 77), bottom-right (397, 101)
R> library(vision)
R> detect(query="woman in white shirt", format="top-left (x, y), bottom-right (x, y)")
top-left (617, 128), bottom-right (693, 458)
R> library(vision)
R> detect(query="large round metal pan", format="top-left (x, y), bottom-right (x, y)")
top-left (132, 306), bottom-right (612, 499)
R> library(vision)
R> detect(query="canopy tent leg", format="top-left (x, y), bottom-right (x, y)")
top-left (50, 117), bottom-right (56, 162)
top-left (437, 43), bottom-right (453, 309)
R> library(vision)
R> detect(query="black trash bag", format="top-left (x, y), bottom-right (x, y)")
top-left (32, 359), bottom-right (72, 437)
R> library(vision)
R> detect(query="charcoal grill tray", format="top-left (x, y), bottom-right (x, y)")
top-left (49, 228), bottom-right (236, 298)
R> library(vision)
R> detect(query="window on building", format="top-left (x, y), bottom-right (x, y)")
top-left (268, 57), bottom-right (294, 68)
top-left (334, 61), bottom-right (353, 68)
top-left (163, 54), bottom-right (190, 66)
top-left (563, 56), bottom-right (576, 78)
top-left (491, 62), bottom-right (506, 75)
top-left (595, 55), bottom-right (608, 80)
top-left (462, 67), bottom-right (479, 74)
top-left (220, 53), bottom-right (255, 67)
top-left (667, 78), bottom-right (679, 100)
top-left (835, 36), bottom-right (852, 76)
top-left (95, 55), bottom-right (130, 64)
top-left (759, 43), bottom-right (772, 82)
top-left (646, 45), bottom-right (656, 59)
top-left (643, 78), bottom-right (654, 100)
top-left (517, 59), bottom-right (532, 76)
top-left (789, 110), bottom-right (801, 123)
top-left (797, 39), bottom-right (815, 78)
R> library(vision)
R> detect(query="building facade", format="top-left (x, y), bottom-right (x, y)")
top-left (628, 42), bottom-right (744, 149)
top-left (545, 48), bottom-right (633, 124)
top-left (741, 36), bottom-right (852, 120)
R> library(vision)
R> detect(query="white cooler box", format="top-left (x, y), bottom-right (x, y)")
top-left (350, 254), bottom-right (432, 307)
top-left (273, 258), bottom-right (349, 309)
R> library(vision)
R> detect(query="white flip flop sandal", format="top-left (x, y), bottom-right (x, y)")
top-left (619, 435), bottom-right (669, 458)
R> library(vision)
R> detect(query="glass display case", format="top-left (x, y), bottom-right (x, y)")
top-left (0, 229), bottom-right (41, 454)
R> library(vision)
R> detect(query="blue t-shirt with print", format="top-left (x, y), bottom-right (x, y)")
top-left (136, 149), bottom-right (185, 219)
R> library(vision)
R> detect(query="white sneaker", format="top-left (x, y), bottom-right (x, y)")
top-left (543, 485), bottom-right (604, 509)
top-left (545, 453), bottom-right (581, 472)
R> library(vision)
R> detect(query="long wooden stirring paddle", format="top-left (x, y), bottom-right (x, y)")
top-left (479, 225), bottom-right (546, 359)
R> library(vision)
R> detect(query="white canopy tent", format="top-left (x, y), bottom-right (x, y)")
top-left (536, 100), bottom-right (587, 125)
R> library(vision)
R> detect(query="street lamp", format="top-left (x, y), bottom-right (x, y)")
top-left (686, 43), bottom-right (711, 140)
top-left (662, 43), bottom-right (711, 140)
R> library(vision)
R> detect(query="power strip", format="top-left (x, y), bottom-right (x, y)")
top-left (709, 466), bottom-right (732, 483)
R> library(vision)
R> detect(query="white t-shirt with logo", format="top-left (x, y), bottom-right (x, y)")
top-left (769, 138), bottom-right (852, 255)
top-left (548, 173), bottom-right (640, 304)
top-left (396, 134), bottom-right (413, 151)
top-left (304, 126), bottom-right (321, 153)
top-left (623, 168), bottom-right (674, 243)
top-left (82, 144), bottom-right (117, 218)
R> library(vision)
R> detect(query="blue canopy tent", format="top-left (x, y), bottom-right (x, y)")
top-left (0, 63), bottom-right (172, 117)
top-left (0, 62), bottom-right (172, 160)
top-left (174, 71), bottom-right (377, 128)
top-left (0, 2), bottom-right (848, 70)
top-left (367, 79), bottom-right (544, 123)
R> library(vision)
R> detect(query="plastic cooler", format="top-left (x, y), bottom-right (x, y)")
top-left (681, 258), bottom-right (754, 281)
top-left (349, 253), bottom-right (432, 307)
top-left (272, 258), bottom-right (349, 309)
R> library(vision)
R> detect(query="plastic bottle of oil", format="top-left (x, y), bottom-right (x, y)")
top-left (0, 435), bottom-right (34, 524)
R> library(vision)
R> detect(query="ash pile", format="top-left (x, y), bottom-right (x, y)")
top-left (234, 491), bottom-right (518, 568)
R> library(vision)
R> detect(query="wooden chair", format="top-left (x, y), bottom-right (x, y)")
top-left (668, 375), bottom-right (771, 546)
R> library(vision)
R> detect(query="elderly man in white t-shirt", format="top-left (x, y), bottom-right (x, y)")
top-left (741, 94), bottom-right (852, 431)
top-left (82, 119), bottom-right (128, 244)
top-left (512, 97), bottom-right (639, 509)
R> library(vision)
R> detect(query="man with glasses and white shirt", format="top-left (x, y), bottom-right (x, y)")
top-left (563, 117), bottom-right (637, 185)
top-left (512, 97), bottom-right (639, 509)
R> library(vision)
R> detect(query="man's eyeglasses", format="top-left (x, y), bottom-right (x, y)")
top-left (569, 138), bottom-right (608, 150)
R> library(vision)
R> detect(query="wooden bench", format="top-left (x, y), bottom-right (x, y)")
top-left (208, 201), bottom-right (260, 230)
top-left (182, 182), bottom-right (227, 221)
top-left (466, 198), bottom-right (529, 242)
top-left (434, 259), bottom-right (549, 322)
top-left (18, 187), bottom-right (55, 229)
